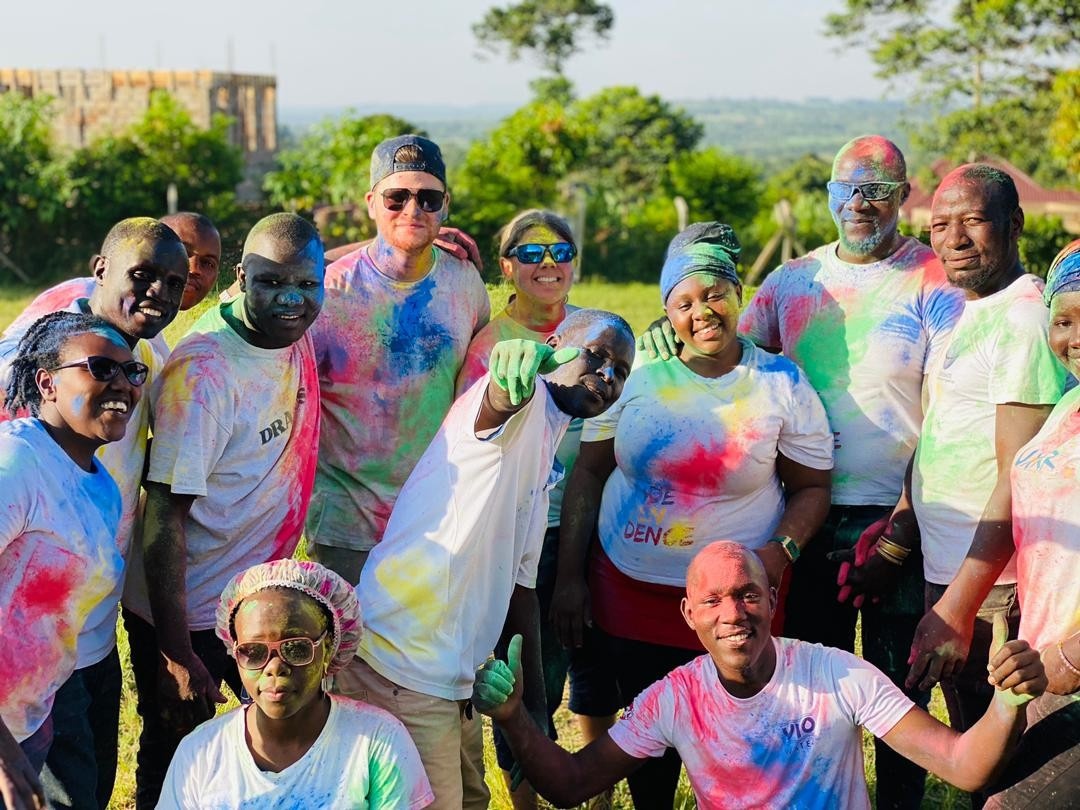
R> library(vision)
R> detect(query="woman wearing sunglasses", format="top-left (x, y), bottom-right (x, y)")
top-left (456, 210), bottom-right (619, 810)
top-left (158, 559), bottom-right (432, 809)
top-left (0, 311), bottom-right (142, 810)
top-left (551, 224), bottom-right (835, 808)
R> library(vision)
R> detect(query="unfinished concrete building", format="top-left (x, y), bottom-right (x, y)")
top-left (0, 68), bottom-right (277, 198)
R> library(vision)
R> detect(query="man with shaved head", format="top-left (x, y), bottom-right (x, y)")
top-left (7, 212), bottom-right (221, 342)
top-left (0, 217), bottom-right (189, 810)
top-left (838, 166), bottom-right (1067, 759)
top-left (122, 212), bottom-right (324, 809)
top-left (736, 135), bottom-right (966, 807)
top-left (474, 540), bottom-right (1047, 808)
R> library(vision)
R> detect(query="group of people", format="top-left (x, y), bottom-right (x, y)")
top-left (0, 128), bottom-right (1076, 810)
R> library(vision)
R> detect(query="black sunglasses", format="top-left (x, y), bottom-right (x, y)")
top-left (826, 181), bottom-right (904, 202)
top-left (234, 633), bottom-right (327, 670)
top-left (380, 188), bottom-right (446, 213)
top-left (53, 356), bottom-right (149, 386)
top-left (506, 242), bottom-right (577, 264)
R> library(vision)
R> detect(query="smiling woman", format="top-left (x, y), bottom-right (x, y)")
top-left (0, 311), bottom-right (135, 810)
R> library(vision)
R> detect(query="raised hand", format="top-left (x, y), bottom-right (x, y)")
top-left (489, 340), bottom-right (580, 406)
top-left (636, 315), bottom-right (680, 360)
top-left (473, 635), bottom-right (524, 724)
top-left (987, 613), bottom-right (1045, 706)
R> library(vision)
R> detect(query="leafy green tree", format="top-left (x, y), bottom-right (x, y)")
top-left (65, 91), bottom-right (243, 254)
top-left (825, 1), bottom-right (1080, 185)
top-left (1050, 69), bottom-right (1080, 183)
top-left (825, 0), bottom-right (1079, 107)
top-left (473, 0), bottom-right (614, 78)
top-left (1020, 214), bottom-right (1074, 277)
top-left (264, 113), bottom-right (419, 213)
top-left (0, 94), bottom-right (70, 281)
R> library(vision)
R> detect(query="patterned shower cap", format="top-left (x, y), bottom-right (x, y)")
top-left (1044, 239), bottom-right (1080, 306)
top-left (215, 559), bottom-right (362, 676)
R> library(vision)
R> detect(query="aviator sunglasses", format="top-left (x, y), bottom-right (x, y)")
top-left (53, 356), bottom-right (149, 386)
top-left (234, 632), bottom-right (328, 670)
top-left (826, 181), bottom-right (905, 202)
top-left (506, 242), bottom-right (578, 264)
top-left (380, 188), bottom-right (447, 213)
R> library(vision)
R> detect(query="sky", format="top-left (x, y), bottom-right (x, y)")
top-left (2, 0), bottom-right (891, 110)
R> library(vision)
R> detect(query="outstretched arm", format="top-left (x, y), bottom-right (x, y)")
top-left (883, 614), bottom-right (1046, 792)
top-left (474, 636), bottom-right (644, 807)
top-left (476, 340), bottom-right (579, 433)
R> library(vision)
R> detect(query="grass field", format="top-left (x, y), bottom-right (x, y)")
top-left (0, 280), bottom-right (968, 809)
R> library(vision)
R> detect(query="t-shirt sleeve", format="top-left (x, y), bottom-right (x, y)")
top-left (831, 649), bottom-right (915, 739)
top-left (156, 737), bottom-right (199, 809)
top-left (987, 313), bottom-right (1067, 406)
top-left (922, 283), bottom-right (964, 371)
top-left (471, 275), bottom-right (492, 336)
top-left (738, 271), bottom-right (783, 349)
top-left (366, 716), bottom-right (435, 809)
top-left (146, 351), bottom-right (232, 496)
top-left (455, 333), bottom-right (494, 398)
top-left (778, 365), bottom-right (835, 470)
top-left (0, 439), bottom-right (32, 554)
top-left (607, 675), bottom-right (676, 759)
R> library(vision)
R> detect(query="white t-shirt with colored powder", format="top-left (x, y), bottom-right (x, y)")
top-left (608, 638), bottom-right (915, 810)
top-left (0, 297), bottom-right (164, 668)
top-left (455, 301), bottom-right (581, 527)
top-left (124, 302), bottom-right (320, 631)
top-left (914, 275), bottom-right (1068, 585)
top-left (739, 237), bottom-right (964, 505)
top-left (0, 419), bottom-right (122, 742)
top-left (1011, 384), bottom-right (1080, 652)
top-left (583, 338), bottom-right (833, 587)
top-left (307, 247), bottom-right (489, 552)
top-left (157, 695), bottom-right (433, 809)
top-left (357, 377), bottom-right (570, 701)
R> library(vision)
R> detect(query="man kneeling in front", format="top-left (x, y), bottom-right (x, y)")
top-left (474, 541), bottom-right (1046, 808)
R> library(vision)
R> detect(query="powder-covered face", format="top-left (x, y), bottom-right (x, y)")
top-left (664, 273), bottom-right (742, 361)
top-left (39, 329), bottom-right (140, 446)
top-left (365, 170), bottom-right (448, 256)
top-left (500, 225), bottom-right (576, 307)
top-left (92, 236), bottom-right (189, 341)
top-left (170, 220), bottom-right (222, 311)
top-left (239, 237), bottom-right (325, 350)
top-left (682, 550), bottom-right (775, 677)
top-left (544, 323), bottom-right (634, 418)
top-left (1050, 291), bottom-right (1080, 379)
top-left (233, 589), bottom-right (329, 723)
top-left (829, 139), bottom-right (907, 259)
top-left (930, 179), bottom-right (1021, 297)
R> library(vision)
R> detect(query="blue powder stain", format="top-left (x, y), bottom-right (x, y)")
top-left (756, 351), bottom-right (802, 387)
top-left (383, 277), bottom-right (454, 376)
top-left (877, 310), bottom-right (922, 344)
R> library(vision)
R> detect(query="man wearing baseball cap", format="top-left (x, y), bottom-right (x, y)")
top-left (306, 134), bottom-right (490, 584)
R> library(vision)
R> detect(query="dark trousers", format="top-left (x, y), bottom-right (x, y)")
top-left (784, 504), bottom-right (932, 810)
top-left (40, 647), bottom-right (122, 810)
top-left (122, 607), bottom-right (243, 810)
top-left (596, 627), bottom-right (699, 810)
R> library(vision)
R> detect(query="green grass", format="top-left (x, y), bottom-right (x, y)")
top-left (1, 281), bottom-right (968, 809)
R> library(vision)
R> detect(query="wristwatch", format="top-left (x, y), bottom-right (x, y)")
top-left (769, 535), bottom-right (800, 563)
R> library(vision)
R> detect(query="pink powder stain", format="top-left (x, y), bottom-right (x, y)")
top-left (20, 561), bottom-right (77, 615)
top-left (656, 430), bottom-right (763, 492)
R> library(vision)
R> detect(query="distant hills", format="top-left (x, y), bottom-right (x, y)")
top-left (279, 98), bottom-right (927, 170)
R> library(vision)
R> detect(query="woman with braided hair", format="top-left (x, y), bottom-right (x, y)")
top-left (0, 311), bottom-right (143, 810)
top-left (158, 559), bottom-right (432, 808)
